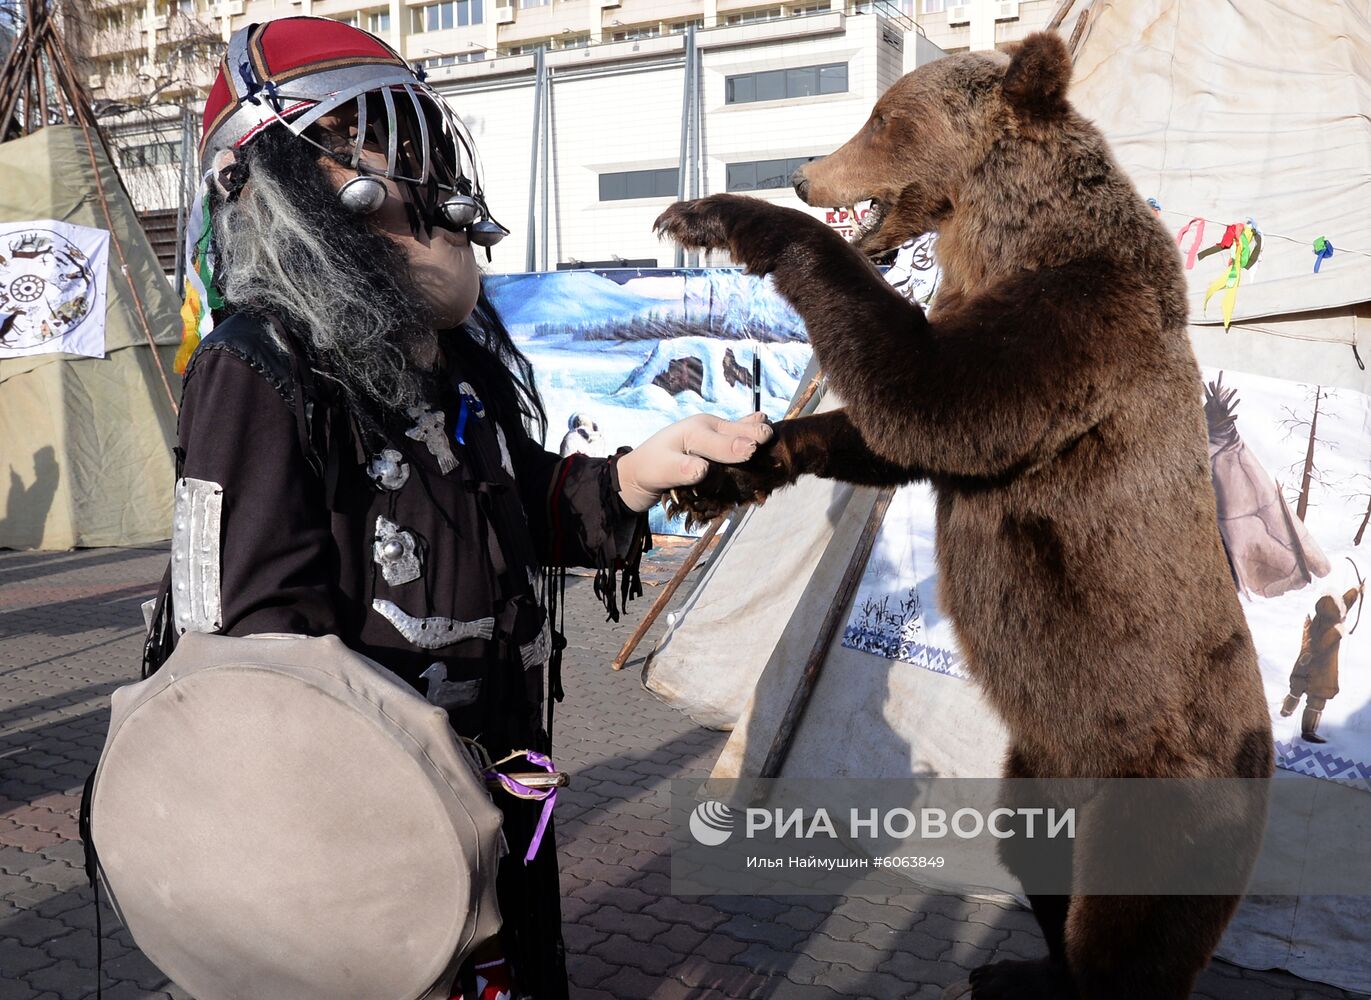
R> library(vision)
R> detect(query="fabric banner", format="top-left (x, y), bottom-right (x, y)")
top-left (484, 244), bottom-right (939, 534)
top-left (485, 267), bottom-right (812, 534)
top-left (843, 367), bottom-right (1371, 794)
top-left (0, 218), bottom-right (109, 360)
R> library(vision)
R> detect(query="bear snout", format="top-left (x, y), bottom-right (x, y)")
top-left (791, 165), bottom-right (813, 203)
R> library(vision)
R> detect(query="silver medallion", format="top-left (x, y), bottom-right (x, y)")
top-left (372, 516), bottom-right (421, 586)
top-left (405, 404), bottom-right (458, 474)
top-left (366, 448), bottom-right (410, 491)
top-left (372, 598), bottom-right (495, 649)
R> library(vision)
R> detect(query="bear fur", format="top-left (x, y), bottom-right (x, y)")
top-left (656, 33), bottom-right (1273, 1000)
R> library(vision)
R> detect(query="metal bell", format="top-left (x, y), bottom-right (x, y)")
top-left (337, 174), bottom-right (388, 215)
top-left (438, 194), bottom-right (480, 229)
top-left (467, 219), bottom-right (508, 247)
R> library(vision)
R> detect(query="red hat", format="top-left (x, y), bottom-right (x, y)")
top-left (200, 17), bottom-right (417, 168)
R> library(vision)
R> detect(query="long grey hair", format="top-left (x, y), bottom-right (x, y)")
top-left (210, 127), bottom-right (441, 423)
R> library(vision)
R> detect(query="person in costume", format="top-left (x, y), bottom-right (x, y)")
top-left (163, 17), bottom-right (771, 998)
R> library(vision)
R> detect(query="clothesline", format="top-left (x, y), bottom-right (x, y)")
top-left (1153, 206), bottom-right (1371, 264)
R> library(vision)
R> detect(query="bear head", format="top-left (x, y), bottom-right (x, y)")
top-left (793, 31), bottom-right (1078, 258)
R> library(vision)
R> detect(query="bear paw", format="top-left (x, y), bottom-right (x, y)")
top-left (663, 452), bottom-right (790, 529)
top-left (654, 194), bottom-right (804, 276)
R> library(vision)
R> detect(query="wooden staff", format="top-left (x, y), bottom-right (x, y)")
top-left (610, 371), bottom-right (824, 671)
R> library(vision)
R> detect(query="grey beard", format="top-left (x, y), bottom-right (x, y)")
top-left (212, 166), bottom-right (440, 416)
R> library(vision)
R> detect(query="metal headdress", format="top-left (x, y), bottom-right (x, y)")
top-left (199, 17), bottom-right (506, 245)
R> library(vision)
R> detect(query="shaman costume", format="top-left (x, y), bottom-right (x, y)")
top-left (146, 19), bottom-right (647, 999)
top-left (100, 18), bottom-right (769, 1000)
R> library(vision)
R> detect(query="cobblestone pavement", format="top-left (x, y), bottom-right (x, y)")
top-left (1, 546), bottom-right (1364, 1000)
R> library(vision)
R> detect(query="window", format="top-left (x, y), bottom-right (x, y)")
top-left (557, 32), bottom-right (590, 48)
top-left (519, 0), bottom-right (549, 8)
top-left (367, 9), bottom-right (390, 33)
top-left (789, 3), bottom-right (829, 14)
top-left (599, 168), bottom-right (679, 201)
top-left (121, 142), bottom-right (181, 170)
top-left (726, 156), bottom-right (817, 192)
top-left (412, 0), bottom-right (484, 32)
top-left (335, 12), bottom-right (360, 27)
top-left (611, 25), bottom-right (660, 41)
top-left (922, 0), bottom-right (946, 11)
top-left (725, 62), bottom-right (845, 104)
top-left (725, 7), bottom-right (784, 24)
top-left (669, 17), bottom-right (704, 33)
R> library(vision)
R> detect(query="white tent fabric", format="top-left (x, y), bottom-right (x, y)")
top-left (0, 126), bottom-right (180, 549)
top-left (644, 3), bottom-right (1371, 991)
top-left (1066, 0), bottom-right (1371, 395)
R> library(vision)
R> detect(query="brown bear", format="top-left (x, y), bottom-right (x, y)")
top-left (655, 32), bottom-right (1273, 1000)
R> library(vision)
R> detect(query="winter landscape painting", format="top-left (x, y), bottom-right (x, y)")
top-left (485, 268), bottom-right (813, 534)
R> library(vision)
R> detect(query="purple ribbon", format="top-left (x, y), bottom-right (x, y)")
top-left (487, 750), bottom-right (558, 864)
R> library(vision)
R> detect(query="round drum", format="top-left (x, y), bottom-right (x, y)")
top-left (90, 632), bottom-right (504, 1000)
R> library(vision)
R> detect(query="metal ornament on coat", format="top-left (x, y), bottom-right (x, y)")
top-left (373, 599), bottom-right (495, 649)
top-left (405, 404), bottom-right (458, 475)
top-left (372, 516), bottom-right (422, 586)
top-left (367, 448), bottom-right (410, 491)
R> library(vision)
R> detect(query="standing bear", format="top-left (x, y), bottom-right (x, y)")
top-left (656, 33), bottom-right (1273, 1000)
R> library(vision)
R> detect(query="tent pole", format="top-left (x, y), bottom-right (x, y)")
top-left (610, 372), bottom-right (824, 670)
top-left (524, 46), bottom-right (544, 273)
top-left (688, 24), bottom-right (701, 267)
top-left (673, 29), bottom-right (693, 269)
top-left (757, 485), bottom-right (896, 779)
top-left (174, 103), bottom-right (193, 290)
top-left (540, 62), bottom-right (550, 270)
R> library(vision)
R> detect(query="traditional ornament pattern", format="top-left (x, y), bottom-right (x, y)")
top-left (0, 221), bottom-right (108, 359)
top-left (405, 404), bottom-right (458, 474)
top-left (372, 516), bottom-right (421, 586)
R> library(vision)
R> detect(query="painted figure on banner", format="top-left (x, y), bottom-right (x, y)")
top-left (1282, 583), bottom-right (1363, 743)
top-left (1204, 373), bottom-right (1331, 598)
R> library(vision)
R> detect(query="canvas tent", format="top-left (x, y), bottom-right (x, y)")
top-left (642, 0), bottom-right (1371, 992)
top-left (0, 2), bottom-right (180, 549)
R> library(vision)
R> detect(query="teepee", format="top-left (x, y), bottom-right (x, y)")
top-left (0, 0), bottom-right (180, 548)
top-left (640, 0), bottom-right (1371, 991)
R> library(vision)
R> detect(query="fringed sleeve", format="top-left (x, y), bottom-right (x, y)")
top-left (513, 435), bottom-right (651, 621)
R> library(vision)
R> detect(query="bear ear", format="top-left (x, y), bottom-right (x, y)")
top-left (1002, 32), bottom-right (1072, 116)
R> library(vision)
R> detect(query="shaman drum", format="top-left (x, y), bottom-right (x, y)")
top-left (88, 632), bottom-right (504, 1000)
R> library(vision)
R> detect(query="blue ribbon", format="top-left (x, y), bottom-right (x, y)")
top-left (454, 395), bottom-right (469, 445)
top-left (1313, 239), bottom-right (1334, 273)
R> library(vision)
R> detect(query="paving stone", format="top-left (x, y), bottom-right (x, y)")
top-left (0, 549), bottom-right (1361, 1000)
